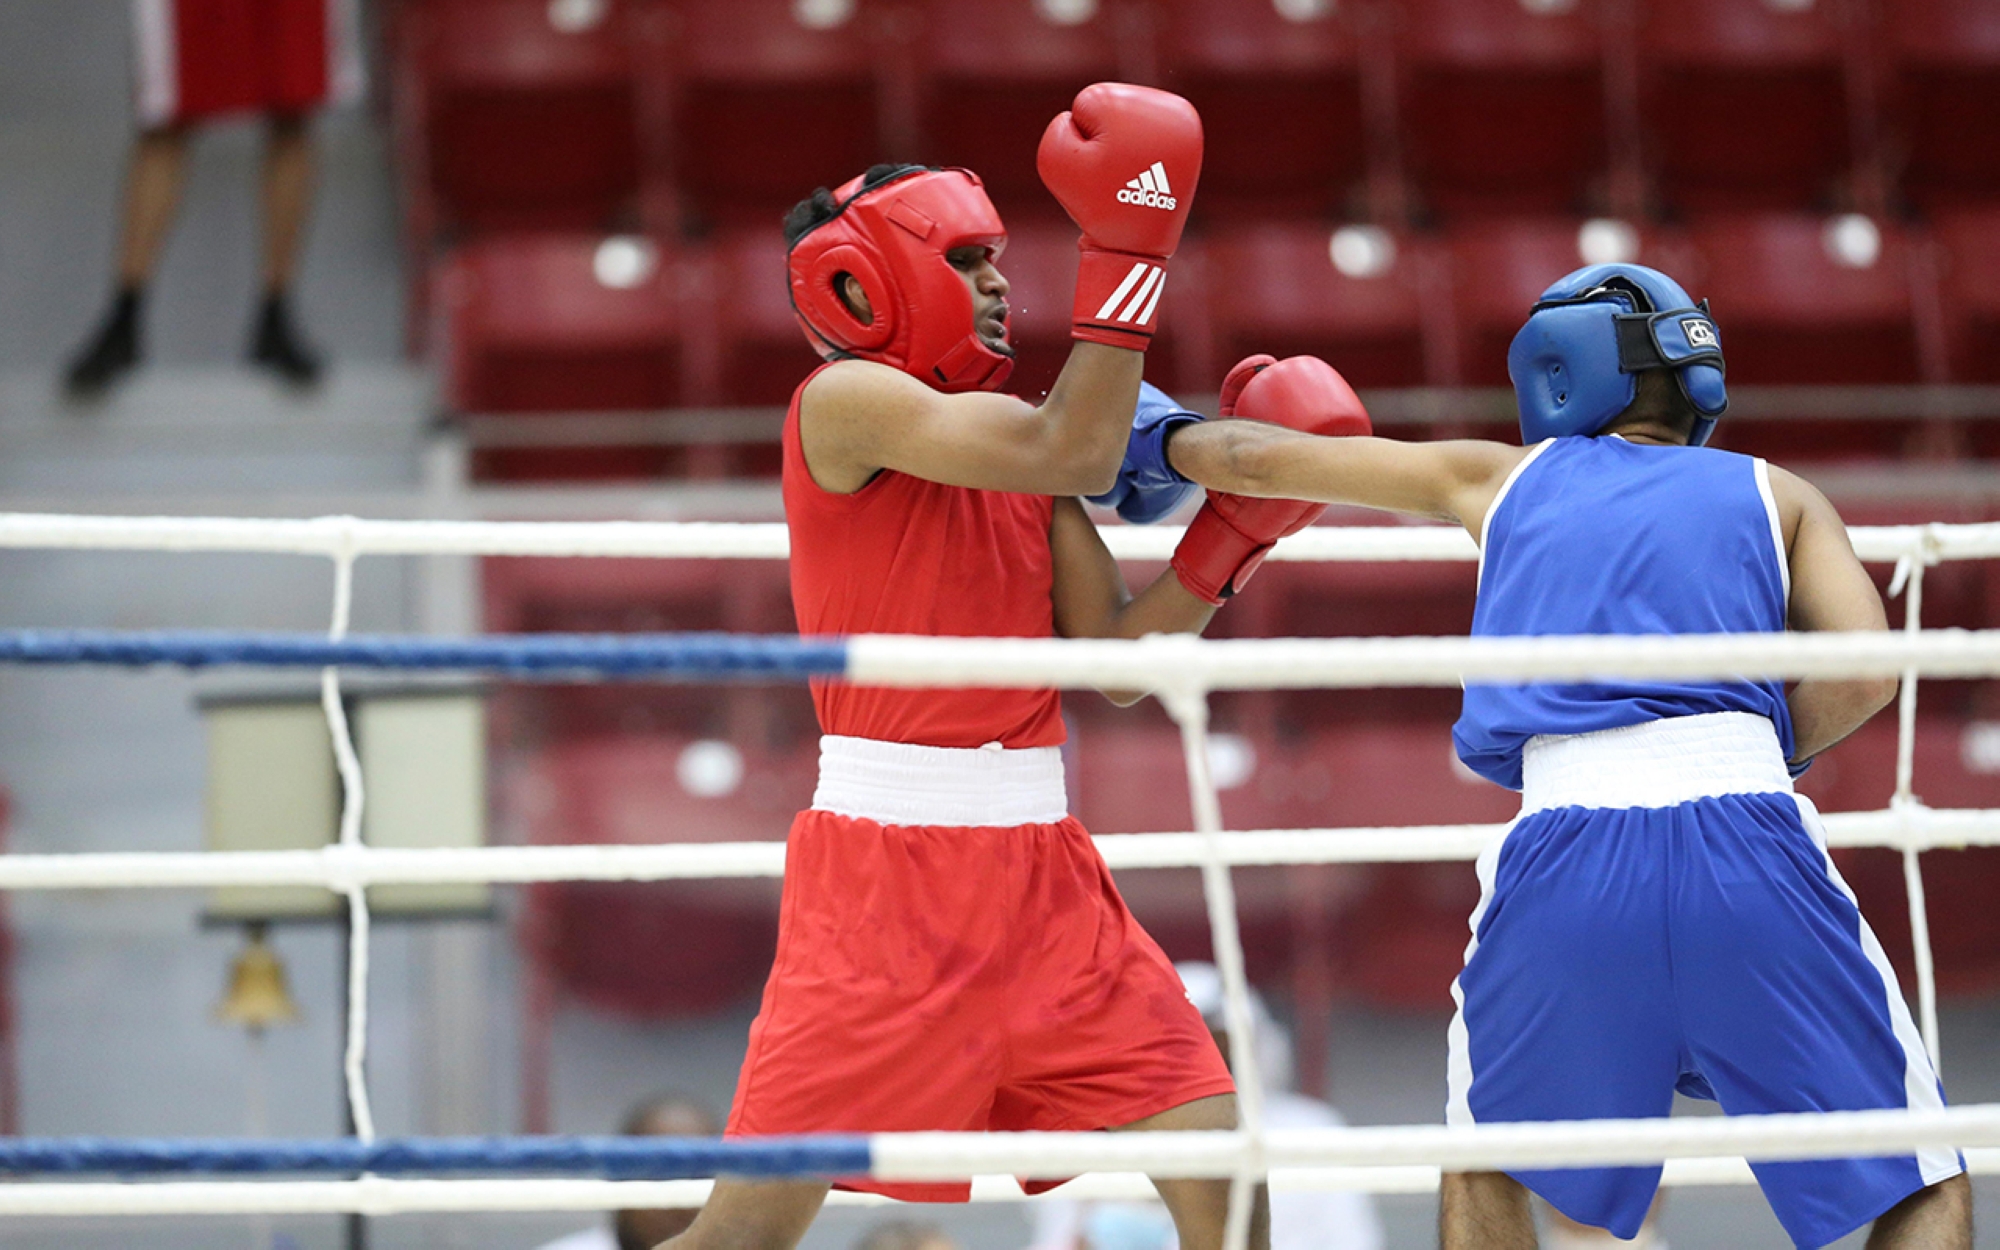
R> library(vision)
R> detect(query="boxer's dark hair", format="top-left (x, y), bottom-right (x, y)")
top-left (1604, 369), bottom-right (1702, 443)
top-left (783, 164), bottom-right (928, 245)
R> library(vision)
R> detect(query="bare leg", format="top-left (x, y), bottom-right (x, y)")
top-left (654, 1177), bottom-right (829, 1250)
top-left (117, 125), bottom-right (192, 288)
top-left (259, 113), bottom-right (316, 294)
top-left (247, 112), bottom-right (324, 384)
top-left (1866, 1173), bottom-right (1972, 1250)
top-left (66, 125), bottom-right (190, 394)
top-left (1121, 1094), bottom-right (1270, 1250)
top-left (1441, 1171), bottom-right (1537, 1250)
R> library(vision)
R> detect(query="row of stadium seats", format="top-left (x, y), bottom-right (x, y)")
top-left (392, 0), bottom-right (2000, 253)
top-left (441, 208), bottom-right (2000, 474)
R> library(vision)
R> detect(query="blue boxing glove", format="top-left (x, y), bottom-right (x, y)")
top-left (1087, 381), bottom-right (1202, 524)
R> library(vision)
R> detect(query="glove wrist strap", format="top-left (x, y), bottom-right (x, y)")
top-left (1072, 248), bottom-right (1168, 350)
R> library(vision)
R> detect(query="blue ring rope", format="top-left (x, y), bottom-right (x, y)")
top-left (0, 1135), bottom-right (874, 1179)
top-left (0, 631), bottom-right (849, 680)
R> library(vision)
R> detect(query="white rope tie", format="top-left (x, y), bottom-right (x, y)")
top-left (1163, 678), bottom-right (1264, 1250)
top-left (320, 524), bottom-right (376, 1143)
top-left (1887, 525), bottom-right (1944, 1069)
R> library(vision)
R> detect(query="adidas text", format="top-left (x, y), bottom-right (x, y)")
top-left (1119, 161), bottom-right (1177, 210)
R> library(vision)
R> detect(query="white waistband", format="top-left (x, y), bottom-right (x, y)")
top-left (1520, 712), bottom-right (1794, 815)
top-left (810, 735), bottom-right (1069, 828)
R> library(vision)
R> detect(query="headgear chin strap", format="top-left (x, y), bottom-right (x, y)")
top-left (1508, 263), bottom-right (1728, 447)
top-left (787, 167), bottom-right (1014, 394)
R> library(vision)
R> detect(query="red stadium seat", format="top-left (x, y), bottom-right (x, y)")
top-left (401, 0), bottom-right (649, 233)
top-left (1204, 222), bottom-right (1435, 389)
top-left (916, 0), bottom-right (1138, 222)
top-left (436, 233), bottom-right (685, 478)
top-left (702, 229), bottom-right (823, 406)
top-left (1934, 208), bottom-right (2000, 384)
top-left (1393, 0), bottom-right (1607, 219)
top-left (1155, 0), bottom-right (1365, 221)
top-left (1638, 0), bottom-right (1854, 213)
top-left (1691, 213), bottom-right (1922, 385)
top-left (669, 0), bottom-right (889, 227)
top-left (1892, 0), bottom-right (2000, 208)
top-left (1448, 217), bottom-right (1699, 386)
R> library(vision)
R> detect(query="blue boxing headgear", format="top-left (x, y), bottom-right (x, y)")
top-left (1508, 263), bottom-right (1727, 447)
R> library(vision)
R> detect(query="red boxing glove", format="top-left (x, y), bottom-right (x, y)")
top-left (1172, 355), bottom-right (1373, 604)
top-left (1037, 83), bottom-right (1203, 351)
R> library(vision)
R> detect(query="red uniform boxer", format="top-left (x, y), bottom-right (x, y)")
top-left (658, 84), bottom-right (1370, 1250)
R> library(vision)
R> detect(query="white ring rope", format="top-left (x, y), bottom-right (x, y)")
top-left (2, 1152), bottom-right (1995, 1218)
top-left (0, 808), bottom-right (1988, 893)
top-left (2, 514), bottom-right (1995, 1220)
top-left (0, 512), bottom-right (1994, 565)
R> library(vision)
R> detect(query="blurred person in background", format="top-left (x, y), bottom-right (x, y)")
top-left (536, 1092), bottom-right (720, 1250)
top-left (64, 0), bottom-right (361, 396)
top-left (852, 1221), bottom-right (961, 1250)
top-left (1024, 962), bottom-right (1385, 1250)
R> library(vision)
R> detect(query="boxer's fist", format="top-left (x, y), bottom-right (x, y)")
top-left (1039, 83), bottom-right (1202, 259)
top-left (1087, 381), bottom-right (1202, 525)
top-left (1220, 353), bottom-right (1372, 436)
top-left (1172, 355), bottom-right (1372, 604)
top-left (1038, 83), bottom-right (1202, 350)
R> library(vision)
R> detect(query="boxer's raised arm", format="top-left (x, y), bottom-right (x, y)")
top-left (799, 84), bottom-right (1200, 499)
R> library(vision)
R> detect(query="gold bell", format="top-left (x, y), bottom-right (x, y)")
top-left (217, 923), bottom-right (301, 1030)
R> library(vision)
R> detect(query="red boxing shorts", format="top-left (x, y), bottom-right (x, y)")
top-left (726, 736), bottom-right (1235, 1202)
top-left (131, 0), bottom-right (364, 128)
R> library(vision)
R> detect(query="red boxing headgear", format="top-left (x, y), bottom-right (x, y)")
top-left (787, 167), bottom-right (1014, 393)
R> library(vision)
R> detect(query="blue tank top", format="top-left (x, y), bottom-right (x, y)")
top-left (1453, 436), bottom-right (1796, 790)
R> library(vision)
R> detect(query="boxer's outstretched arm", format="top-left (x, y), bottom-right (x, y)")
top-left (1048, 497), bottom-right (1217, 706)
top-left (1774, 466), bottom-right (1898, 762)
top-left (799, 349), bottom-right (1142, 497)
top-left (1169, 422), bottom-right (1525, 539)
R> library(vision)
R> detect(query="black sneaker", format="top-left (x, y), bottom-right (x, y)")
top-left (64, 290), bottom-right (143, 398)
top-left (248, 292), bottom-right (324, 387)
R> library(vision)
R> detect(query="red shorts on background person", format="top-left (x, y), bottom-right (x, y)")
top-left (132, 0), bottom-right (363, 128)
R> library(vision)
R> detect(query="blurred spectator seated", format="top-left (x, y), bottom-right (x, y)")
top-left (1935, 206), bottom-right (2000, 384)
top-left (1155, 0), bottom-right (1365, 222)
top-left (1025, 962), bottom-right (1385, 1250)
top-left (850, 1223), bottom-right (960, 1250)
top-left (916, 0), bottom-right (1131, 222)
top-left (1204, 221), bottom-right (1433, 390)
top-left (1393, 0), bottom-right (1607, 220)
top-left (1638, 0), bottom-right (1854, 214)
top-left (437, 233), bottom-right (684, 480)
top-left (669, 0), bottom-right (887, 229)
top-left (402, 0), bottom-right (647, 235)
top-left (533, 1092), bottom-right (721, 1250)
top-left (1891, 0), bottom-right (2000, 209)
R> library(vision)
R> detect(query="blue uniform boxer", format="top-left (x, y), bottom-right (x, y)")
top-left (1447, 434), bottom-right (1962, 1248)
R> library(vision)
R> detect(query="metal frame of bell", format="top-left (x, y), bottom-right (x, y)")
top-left (199, 683), bottom-right (491, 922)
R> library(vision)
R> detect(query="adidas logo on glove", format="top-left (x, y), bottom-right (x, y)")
top-left (1117, 162), bottom-right (1177, 210)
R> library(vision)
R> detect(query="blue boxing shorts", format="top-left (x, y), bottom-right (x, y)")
top-left (1446, 712), bottom-right (1962, 1249)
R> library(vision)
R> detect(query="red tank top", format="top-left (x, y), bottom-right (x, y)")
top-left (783, 368), bottom-right (1066, 748)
